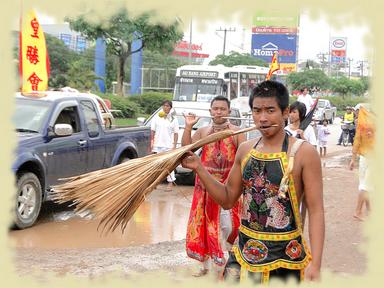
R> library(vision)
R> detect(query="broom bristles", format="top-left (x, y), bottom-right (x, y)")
top-left (51, 125), bottom-right (257, 234)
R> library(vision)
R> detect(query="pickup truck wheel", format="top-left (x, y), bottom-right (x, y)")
top-left (330, 114), bottom-right (334, 124)
top-left (15, 173), bottom-right (42, 229)
top-left (118, 156), bottom-right (131, 164)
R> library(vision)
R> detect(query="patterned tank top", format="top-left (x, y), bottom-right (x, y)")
top-left (232, 133), bottom-right (311, 272)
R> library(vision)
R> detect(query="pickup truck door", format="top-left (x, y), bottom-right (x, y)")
top-left (44, 101), bottom-right (88, 186)
top-left (79, 100), bottom-right (107, 172)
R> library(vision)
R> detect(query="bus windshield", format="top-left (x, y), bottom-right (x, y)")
top-left (173, 77), bottom-right (224, 102)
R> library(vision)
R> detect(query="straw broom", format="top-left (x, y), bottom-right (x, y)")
top-left (51, 125), bottom-right (257, 234)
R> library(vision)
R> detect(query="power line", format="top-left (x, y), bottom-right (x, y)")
top-left (216, 27), bottom-right (236, 55)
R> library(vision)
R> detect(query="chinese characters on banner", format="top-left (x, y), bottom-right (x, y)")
top-left (19, 10), bottom-right (50, 92)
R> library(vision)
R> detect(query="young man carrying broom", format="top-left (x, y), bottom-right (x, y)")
top-left (181, 81), bottom-right (324, 283)
top-left (181, 96), bottom-right (246, 277)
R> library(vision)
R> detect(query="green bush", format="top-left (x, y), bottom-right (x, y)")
top-left (100, 93), bottom-right (141, 118)
top-left (288, 94), bottom-right (365, 117)
top-left (130, 92), bottom-right (173, 115)
top-left (320, 96), bottom-right (365, 116)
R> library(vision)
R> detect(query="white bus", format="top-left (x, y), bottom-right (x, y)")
top-left (172, 64), bottom-right (270, 104)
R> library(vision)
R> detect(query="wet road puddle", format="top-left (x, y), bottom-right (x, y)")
top-left (322, 153), bottom-right (352, 168)
top-left (9, 185), bottom-right (193, 249)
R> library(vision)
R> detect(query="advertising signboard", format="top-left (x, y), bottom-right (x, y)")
top-left (252, 12), bottom-right (299, 72)
top-left (251, 34), bottom-right (297, 64)
top-left (330, 37), bottom-right (347, 63)
top-left (253, 12), bottom-right (299, 28)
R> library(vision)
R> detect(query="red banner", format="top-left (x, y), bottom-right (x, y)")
top-left (20, 10), bottom-right (50, 92)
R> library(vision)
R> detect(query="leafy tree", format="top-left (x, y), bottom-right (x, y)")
top-left (349, 79), bottom-right (365, 96)
top-left (286, 69), bottom-right (330, 91)
top-left (45, 34), bottom-right (79, 88)
top-left (330, 77), bottom-right (350, 98)
top-left (142, 49), bottom-right (188, 68)
top-left (66, 8), bottom-right (183, 95)
top-left (66, 59), bottom-right (100, 91)
top-left (359, 76), bottom-right (370, 93)
top-left (209, 51), bottom-right (268, 67)
top-left (331, 77), bottom-right (366, 98)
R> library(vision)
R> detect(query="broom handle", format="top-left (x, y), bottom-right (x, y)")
top-left (230, 125), bottom-right (259, 135)
top-left (175, 114), bottom-right (252, 121)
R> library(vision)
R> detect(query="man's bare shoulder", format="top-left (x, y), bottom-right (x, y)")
top-left (292, 138), bottom-right (320, 165)
top-left (195, 126), bottom-right (211, 138)
top-left (236, 138), bottom-right (258, 159)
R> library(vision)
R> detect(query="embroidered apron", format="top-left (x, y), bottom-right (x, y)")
top-left (231, 134), bottom-right (311, 282)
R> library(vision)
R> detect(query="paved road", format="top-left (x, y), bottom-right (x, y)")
top-left (10, 121), bottom-right (364, 279)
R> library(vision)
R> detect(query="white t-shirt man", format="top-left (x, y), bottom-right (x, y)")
top-left (151, 113), bottom-right (179, 152)
top-left (285, 125), bottom-right (317, 146)
top-left (297, 90), bottom-right (314, 115)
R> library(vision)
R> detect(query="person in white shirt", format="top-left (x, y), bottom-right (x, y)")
top-left (285, 101), bottom-right (317, 146)
top-left (151, 100), bottom-right (179, 190)
top-left (317, 119), bottom-right (331, 157)
top-left (297, 88), bottom-right (314, 115)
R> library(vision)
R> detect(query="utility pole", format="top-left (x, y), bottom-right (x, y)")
top-left (347, 58), bottom-right (353, 79)
top-left (317, 52), bottom-right (329, 73)
top-left (188, 18), bottom-right (193, 64)
top-left (216, 27), bottom-right (236, 55)
top-left (357, 60), bottom-right (368, 77)
top-left (240, 28), bottom-right (246, 50)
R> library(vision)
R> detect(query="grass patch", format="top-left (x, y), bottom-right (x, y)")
top-left (114, 118), bottom-right (139, 126)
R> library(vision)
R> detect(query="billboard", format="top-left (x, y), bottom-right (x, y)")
top-left (330, 37), bottom-right (347, 63)
top-left (253, 12), bottom-right (299, 28)
top-left (251, 34), bottom-right (297, 64)
top-left (252, 12), bottom-right (299, 73)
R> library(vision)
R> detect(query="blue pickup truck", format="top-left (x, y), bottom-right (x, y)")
top-left (12, 91), bottom-right (151, 229)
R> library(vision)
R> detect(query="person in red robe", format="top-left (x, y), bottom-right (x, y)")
top-left (182, 96), bottom-right (246, 277)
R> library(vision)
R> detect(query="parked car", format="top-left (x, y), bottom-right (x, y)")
top-left (313, 99), bottom-right (337, 123)
top-left (12, 91), bottom-right (151, 229)
top-left (141, 101), bottom-right (245, 184)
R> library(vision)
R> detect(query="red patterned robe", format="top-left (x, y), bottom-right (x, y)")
top-left (186, 134), bottom-right (240, 266)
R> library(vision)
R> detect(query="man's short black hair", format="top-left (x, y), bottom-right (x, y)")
top-left (249, 80), bottom-right (289, 112)
top-left (211, 95), bottom-right (230, 108)
top-left (162, 99), bottom-right (172, 108)
top-left (289, 101), bottom-right (307, 122)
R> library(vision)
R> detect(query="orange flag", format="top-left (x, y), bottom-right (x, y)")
top-left (266, 51), bottom-right (279, 80)
top-left (353, 106), bottom-right (375, 156)
top-left (19, 10), bottom-right (50, 92)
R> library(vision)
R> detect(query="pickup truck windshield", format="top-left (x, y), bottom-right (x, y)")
top-left (317, 101), bottom-right (326, 108)
top-left (13, 99), bottom-right (52, 132)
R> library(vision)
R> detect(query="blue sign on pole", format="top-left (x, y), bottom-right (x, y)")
top-left (331, 56), bottom-right (346, 63)
top-left (251, 34), bottom-right (297, 64)
top-left (130, 31), bottom-right (143, 95)
top-left (94, 38), bottom-right (106, 93)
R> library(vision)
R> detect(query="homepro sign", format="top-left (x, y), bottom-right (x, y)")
top-left (251, 34), bottom-right (297, 64)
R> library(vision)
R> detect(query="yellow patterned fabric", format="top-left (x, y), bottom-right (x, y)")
top-left (234, 148), bottom-right (311, 273)
top-left (353, 107), bottom-right (375, 156)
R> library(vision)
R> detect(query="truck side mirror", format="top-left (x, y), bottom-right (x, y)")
top-left (54, 124), bottom-right (73, 137)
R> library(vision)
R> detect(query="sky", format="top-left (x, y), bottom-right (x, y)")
top-left (184, 13), bottom-right (370, 68)
top-left (36, 10), bottom-right (370, 71)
